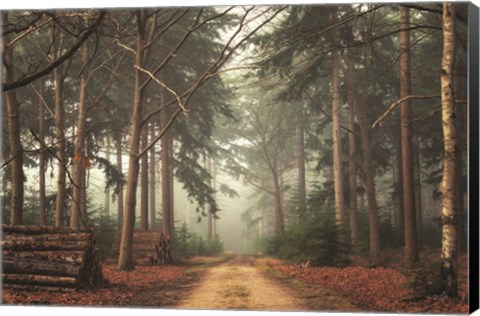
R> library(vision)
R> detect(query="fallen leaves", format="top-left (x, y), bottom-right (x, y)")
top-left (270, 251), bottom-right (469, 314)
top-left (2, 264), bottom-right (188, 307)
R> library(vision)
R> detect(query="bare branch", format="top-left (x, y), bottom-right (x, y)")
top-left (372, 94), bottom-right (441, 128)
top-left (3, 11), bottom-right (106, 91)
top-left (135, 65), bottom-right (189, 116)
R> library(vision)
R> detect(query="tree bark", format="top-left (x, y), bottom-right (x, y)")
top-left (440, 2), bottom-right (458, 298)
top-left (394, 126), bottom-right (404, 245)
top-left (298, 106), bottom-right (307, 220)
top-left (169, 133), bottom-right (175, 238)
top-left (413, 136), bottom-right (423, 246)
top-left (345, 40), bottom-right (380, 263)
top-left (150, 123), bottom-right (157, 229)
top-left (140, 123), bottom-right (149, 230)
top-left (208, 156), bottom-right (214, 241)
top-left (272, 170), bottom-right (285, 235)
top-left (70, 33), bottom-right (89, 228)
top-left (105, 134), bottom-right (111, 218)
top-left (37, 81), bottom-right (47, 226)
top-left (3, 12), bottom-right (24, 226)
top-left (117, 10), bottom-right (147, 271)
top-left (347, 87), bottom-right (359, 246)
top-left (160, 79), bottom-right (173, 242)
top-left (400, 6), bottom-right (418, 265)
top-left (116, 137), bottom-right (124, 230)
top-left (50, 25), bottom-right (70, 228)
top-left (331, 9), bottom-right (346, 233)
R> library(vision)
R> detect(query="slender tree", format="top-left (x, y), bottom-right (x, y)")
top-left (399, 6), bottom-right (418, 265)
top-left (116, 136), bottom-right (124, 230)
top-left (346, 80), bottom-right (359, 246)
top-left (140, 124), bottom-right (149, 230)
top-left (37, 81), bottom-right (47, 226)
top-left (439, 2), bottom-right (458, 298)
top-left (2, 12), bottom-right (24, 225)
top-left (117, 9), bottom-right (148, 271)
top-left (149, 123), bottom-right (157, 229)
top-left (70, 26), bottom-right (90, 228)
top-left (331, 9), bottom-right (346, 234)
top-left (52, 27), bottom-right (70, 228)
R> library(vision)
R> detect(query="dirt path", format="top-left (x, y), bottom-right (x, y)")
top-left (177, 255), bottom-right (306, 311)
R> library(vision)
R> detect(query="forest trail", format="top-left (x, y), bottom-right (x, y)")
top-left (177, 255), bottom-right (306, 311)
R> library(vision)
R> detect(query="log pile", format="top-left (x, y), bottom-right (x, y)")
top-left (1, 225), bottom-right (103, 292)
top-left (107, 230), bottom-right (171, 265)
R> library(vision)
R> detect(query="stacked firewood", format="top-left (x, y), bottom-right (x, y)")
top-left (107, 230), bottom-right (171, 265)
top-left (1, 225), bottom-right (103, 292)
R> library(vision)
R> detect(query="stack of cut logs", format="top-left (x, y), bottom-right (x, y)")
top-left (107, 230), bottom-right (171, 265)
top-left (1, 225), bottom-right (103, 292)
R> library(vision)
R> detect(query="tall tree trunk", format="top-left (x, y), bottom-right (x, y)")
top-left (3, 13), bottom-right (24, 225)
top-left (345, 42), bottom-right (381, 263)
top-left (440, 2), bottom-right (458, 298)
top-left (38, 81), bottom-right (47, 226)
top-left (116, 137), bottom-right (124, 230)
top-left (297, 106), bottom-right (306, 220)
top-left (117, 10), bottom-right (147, 271)
top-left (150, 123), bottom-right (156, 229)
top-left (357, 91), bottom-right (380, 264)
top-left (347, 88), bottom-right (359, 246)
top-left (70, 36), bottom-right (89, 228)
top-left (208, 156), bottom-right (214, 241)
top-left (400, 6), bottom-right (418, 265)
top-left (140, 123), bottom-right (149, 230)
top-left (272, 170), bottom-right (285, 235)
top-left (105, 134), bottom-right (111, 218)
top-left (413, 136), bottom-right (423, 246)
top-left (331, 9), bottom-right (346, 233)
top-left (394, 127), bottom-right (404, 245)
top-left (160, 86), bottom-right (173, 241)
top-left (169, 135), bottom-right (175, 238)
top-left (455, 119), bottom-right (465, 251)
top-left (53, 62), bottom-right (67, 228)
top-left (212, 160), bottom-right (217, 236)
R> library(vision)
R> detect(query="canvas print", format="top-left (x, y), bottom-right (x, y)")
top-left (0, 2), bottom-right (478, 314)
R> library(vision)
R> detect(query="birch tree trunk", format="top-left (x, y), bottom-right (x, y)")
top-left (331, 9), bottom-right (346, 233)
top-left (439, 2), bottom-right (458, 297)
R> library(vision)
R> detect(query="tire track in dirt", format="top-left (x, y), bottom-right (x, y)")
top-left (177, 255), bottom-right (306, 311)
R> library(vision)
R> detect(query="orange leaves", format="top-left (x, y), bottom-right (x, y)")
top-left (276, 263), bottom-right (468, 313)
top-left (73, 147), bottom-right (91, 169)
top-left (2, 264), bottom-right (188, 306)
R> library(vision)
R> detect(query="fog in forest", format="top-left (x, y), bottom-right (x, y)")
top-left (1, 5), bottom-right (470, 307)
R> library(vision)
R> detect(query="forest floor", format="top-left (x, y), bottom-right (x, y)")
top-left (256, 248), bottom-right (470, 314)
top-left (1, 249), bottom-right (470, 313)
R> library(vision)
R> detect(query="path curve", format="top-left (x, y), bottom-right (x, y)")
top-left (177, 256), bottom-right (306, 311)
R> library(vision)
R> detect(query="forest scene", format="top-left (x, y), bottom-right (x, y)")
top-left (0, 2), bottom-right (475, 314)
